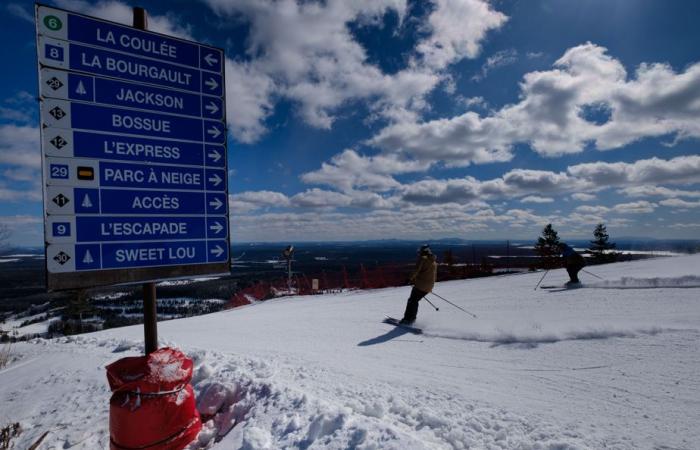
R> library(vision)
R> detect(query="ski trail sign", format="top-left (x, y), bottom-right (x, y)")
top-left (36, 4), bottom-right (230, 290)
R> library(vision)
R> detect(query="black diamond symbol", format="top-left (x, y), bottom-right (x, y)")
top-left (52, 193), bottom-right (70, 207)
top-left (54, 251), bottom-right (71, 265)
top-left (46, 77), bottom-right (63, 90)
top-left (49, 106), bottom-right (66, 120)
top-left (50, 135), bottom-right (68, 149)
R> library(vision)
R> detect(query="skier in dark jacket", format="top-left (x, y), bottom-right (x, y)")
top-left (400, 245), bottom-right (437, 325)
top-left (560, 243), bottom-right (585, 284)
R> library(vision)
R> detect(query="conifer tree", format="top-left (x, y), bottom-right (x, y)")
top-left (534, 223), bottom-right (561, 269)
top-left (589, 223), bottom-right (617, 263)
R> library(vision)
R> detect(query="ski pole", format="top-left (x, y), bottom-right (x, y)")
top-left (429, 292), bottom-right (477, 318)
top-left (423, 296), bottom-right (439, 311)
top-left (534, 269), bottom-right (549, 290)
top-left (582, 269), bottom-right (604, 280)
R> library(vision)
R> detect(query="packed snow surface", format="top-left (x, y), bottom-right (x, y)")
top-left (1, 255), bottom-right (699, 449)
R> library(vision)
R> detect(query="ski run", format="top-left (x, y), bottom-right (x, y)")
top-left (1, 254), bottom-right (699, 449)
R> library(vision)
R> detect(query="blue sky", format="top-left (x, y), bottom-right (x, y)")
top-left (2, 0), bottom-right (700, 245)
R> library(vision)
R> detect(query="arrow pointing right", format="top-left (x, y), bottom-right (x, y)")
top-left (209, 221), bottom-right (224, 234)
top-left (205, 77), bottom-right (219, 91)
top-left (208, 173), bottom-right (223, 187)
top-left (210, 245), bottom-right (224, 258)
top-left (207, 148), bottom-right (222, 163)
top-left (209, 197), bottom-right (223, 210)
top-left (207, 125), bottom-right (222, 139)
top-left (205, 101), bottom-right (219, 115)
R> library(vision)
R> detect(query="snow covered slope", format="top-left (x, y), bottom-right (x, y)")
top-left (1, 255), bottom-right (699, 449)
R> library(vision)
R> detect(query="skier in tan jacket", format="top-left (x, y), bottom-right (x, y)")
top-left (400, 245), bottom-right (437, 325)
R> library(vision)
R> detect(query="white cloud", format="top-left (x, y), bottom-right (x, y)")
top-left (369, 43), bottom-right (700, 165)
top-left (54, 0), bottom-right (193, 38)
top-left (229, 190), bottom-right (290, 212)
top-left (369, 112), bottom-right (515, 166)
top-left (0, 187), bottom-right (41, 202)
top-left (667, 222), bottom-right (700, 229)
top-left (619, 185), bottom-right (700, 199)
top-left (486, 169), bottom-right (582, 195)
top-left (458, 96), bottom-right (487, 108)
top-left (526, 51), bottom-right (544, 59)
top-left (0, 215), bottom-right (42, 226)
top-left (659, 198), bottom-right (700, 209)
top-left (0, 124), bottom-right (42, 203)
top-left (224, 61), bottom-right (276, 143)
top-left (7, 4), bottom-right (33, 23)
top-left (415, 0), bottom-right (507, 70)
top-left (0, 125), bottom-right (40, 169)
top-left (2, 91), bottom-right (37, 124)
top-left (301, 149), bottom-right (429, 192)
top-left (0, 107), bottom-right (33, 123)
top-left (568, 155), bottom-right (700, 187)
top-left (290, 188), bottom-right (353, 209)
top-left (200, 0), bottom-right (506, 141)
top-left (399, 177), bottom-right (481, 204)
top-left (612, 201), bottom-right (656, 214)
top-left (44, 1), bottom-right (510, 143)
top-left (229, 204), bottom-right (544, 242)
top-left (574, 205), bottom-right (610, 215)
top-left (571, 192), bottom-right (596, 201)
top-left (2, 168), bottom-right (36, 182)
top-left (53, 0), bottom-right (277, 143)
top-left (472, 49), bottom-right (518, 82)
top-left (520, 195), bottom-right (554, 203)
top-left (288, 188), bottom-right (396, 210)
top-left (386, 155), bottom-right (700, 207)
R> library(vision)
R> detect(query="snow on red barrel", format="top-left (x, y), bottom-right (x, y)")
top-left (106, 347), bottom-right (202, 450)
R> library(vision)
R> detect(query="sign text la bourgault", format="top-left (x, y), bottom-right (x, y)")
top-left (36, 5), bottom-right (230, 290)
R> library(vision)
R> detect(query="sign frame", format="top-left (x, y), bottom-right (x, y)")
top-left (36, 3), bottom-right (231, 291)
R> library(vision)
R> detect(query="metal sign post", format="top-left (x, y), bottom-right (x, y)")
top-left (35, 4), bottom-right (231, 354)
top-left (132, 6), bottom-right (157, 355)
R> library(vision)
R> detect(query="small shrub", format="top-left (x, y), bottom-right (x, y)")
top-left (0, 422), bottom-right (21, 450)
top-left (0, 341), bottom-right (12, 369)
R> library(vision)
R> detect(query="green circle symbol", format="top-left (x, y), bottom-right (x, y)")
top-left (44, 15), bottom-right (63, 31)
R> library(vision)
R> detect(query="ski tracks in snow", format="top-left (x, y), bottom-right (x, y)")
top-left (417, 325), bottom-right (687, 348)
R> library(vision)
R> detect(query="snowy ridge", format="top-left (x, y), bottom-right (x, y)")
top-left (1, 254), bottom-right (699, 449)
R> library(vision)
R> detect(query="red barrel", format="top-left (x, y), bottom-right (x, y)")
top-left (106, 347), bottom-right (202, 450)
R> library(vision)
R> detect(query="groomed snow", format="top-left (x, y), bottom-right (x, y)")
top-left (1, 255), bottom-right (699, 449)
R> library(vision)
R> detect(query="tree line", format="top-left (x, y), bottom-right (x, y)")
top-left (535, 223), bottom-right (617, 268)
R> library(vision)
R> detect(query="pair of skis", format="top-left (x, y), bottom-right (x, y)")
top-left (539, 283), bottom-right (584, 290)
top-left (383, 316), bottom-right (423, 334)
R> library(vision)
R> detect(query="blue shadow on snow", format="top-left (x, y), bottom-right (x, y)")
top-left (357, 326), bottom-right (412, 346)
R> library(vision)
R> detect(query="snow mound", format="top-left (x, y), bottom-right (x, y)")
top-left (183, 348), bottom-right (588, 449)
top-left (422, 325), bottom-right (670, 348)
top-left (588, 275), bottom-right (700, 289)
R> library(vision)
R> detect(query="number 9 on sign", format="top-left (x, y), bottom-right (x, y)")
top-left (52, 222), bottom-right (71, 237)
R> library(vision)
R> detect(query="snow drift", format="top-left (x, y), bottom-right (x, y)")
top-left (589, 275), bottom-right (700, 289)
top-left (1, 254), bottom-right (699, 449)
